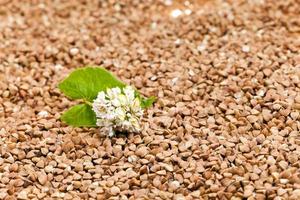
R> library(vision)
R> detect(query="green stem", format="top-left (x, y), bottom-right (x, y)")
top-left (83, 99), bottom-right (92, 106)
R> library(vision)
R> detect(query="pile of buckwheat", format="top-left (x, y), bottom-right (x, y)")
top-left (0, 0), bottom-right (299, 199)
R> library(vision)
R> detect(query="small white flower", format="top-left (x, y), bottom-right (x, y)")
top-left (115, 107), bottom-right (126, 120)
top-left (111, 98), bottom-right (121, 107)
top-left (108, 127), bottom-right (115, 137)
top-left (123, 86), bottom-right (135, 101)
top-left (92, 86), bottom-right (144, 137)
top-left (118, 94), bottom-right (128, 105)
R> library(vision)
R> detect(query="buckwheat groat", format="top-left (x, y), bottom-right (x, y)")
top-left (0, 0), bottom-right (299, 199)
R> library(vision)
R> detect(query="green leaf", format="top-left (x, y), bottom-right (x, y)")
top-left (59, 66), bottom-right (126, 102)
top-left (61, 104), bottom-right (97, 127)
top-left (141, 96), bottom-right (156, 108)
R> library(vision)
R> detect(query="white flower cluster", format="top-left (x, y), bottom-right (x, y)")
top-left (92, 86), bottom-right (143, 137)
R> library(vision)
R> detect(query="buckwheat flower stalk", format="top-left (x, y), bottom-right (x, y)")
top-left (92, 86), bottom-right (144, 137)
